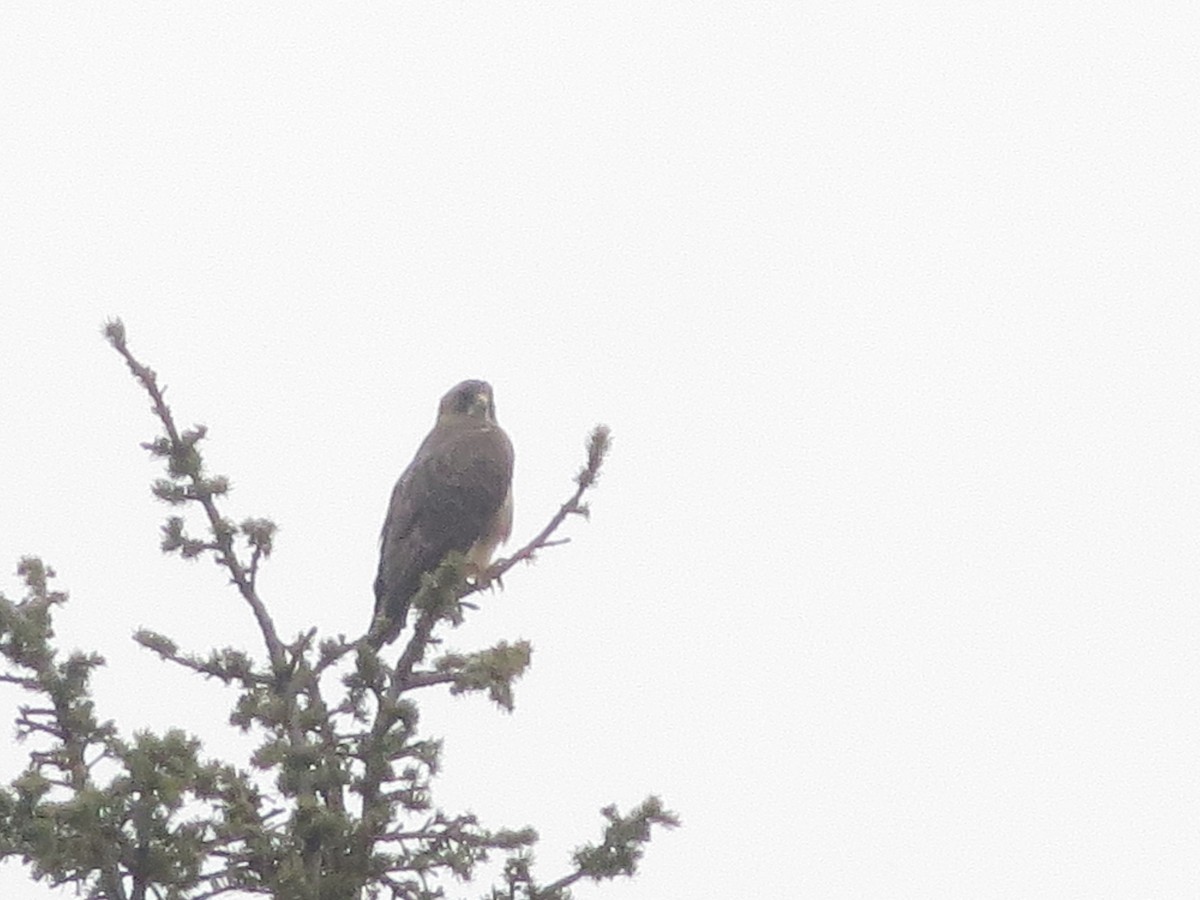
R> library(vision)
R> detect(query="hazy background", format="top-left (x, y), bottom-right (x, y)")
top-left (2, 4), bottom-right (1198, 897)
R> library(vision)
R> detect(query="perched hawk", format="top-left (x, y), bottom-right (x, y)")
top-left (370, 380), bottom-right (514, 647)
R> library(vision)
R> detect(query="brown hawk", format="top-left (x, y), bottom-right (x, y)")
top-left (370, 380), bottom-right (514, 647)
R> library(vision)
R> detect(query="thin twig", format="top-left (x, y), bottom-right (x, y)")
top-left (538, 869), bottom-right (587, 897)
top-left (397, 671), bottom-right (458, 691)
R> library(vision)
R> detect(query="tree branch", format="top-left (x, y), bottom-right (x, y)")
top-left (104, 319), bottom-right (286, 673)
top-left (472, 425), bottom-right (611, 595)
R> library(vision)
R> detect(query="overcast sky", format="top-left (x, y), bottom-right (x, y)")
top-left (2, 4), bottom-right (1198, 898)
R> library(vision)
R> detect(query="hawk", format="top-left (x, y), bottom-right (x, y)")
top-left (370, 380), bottom-right (514, 647)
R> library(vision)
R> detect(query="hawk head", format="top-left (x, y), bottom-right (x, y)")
top-left (438, 380), bottom-right (499, 425)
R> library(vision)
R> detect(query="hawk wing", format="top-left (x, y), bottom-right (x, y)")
top-left (372, 420), bottom-right (513, 646)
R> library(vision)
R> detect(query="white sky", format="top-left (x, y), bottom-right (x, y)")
top-left (2, 3), bottom-right (1198, 898)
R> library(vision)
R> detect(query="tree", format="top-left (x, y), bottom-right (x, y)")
top-left (0, 321), bottom-right (677, 900)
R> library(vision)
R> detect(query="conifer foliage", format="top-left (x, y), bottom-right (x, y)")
top-left (0, 321), bottom-right (676, 900)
